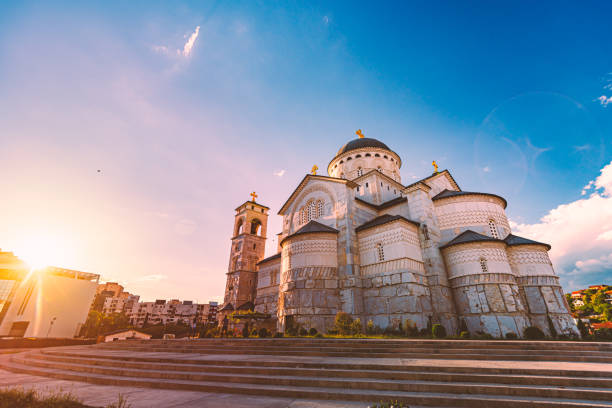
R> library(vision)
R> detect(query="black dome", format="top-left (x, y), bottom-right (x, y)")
top-left (336, 138), bottom-right (391, 155)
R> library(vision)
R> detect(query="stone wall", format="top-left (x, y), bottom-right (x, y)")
top-left (278, 232), bottom-right (340, 332)
top-left (357, 220), bottom-right (432, 329)
top-left (508, 245), bottom-right (579, 337)
top-left (254, 257), bottom-right (281, 329)
top-left (442, 241), bottom-right (530, 337)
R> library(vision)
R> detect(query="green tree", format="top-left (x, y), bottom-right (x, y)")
top-left (334, 312), bottom-right (353, 335)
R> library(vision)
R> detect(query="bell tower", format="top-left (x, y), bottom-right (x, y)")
top-left (221, 193), bottom-right (269, 313)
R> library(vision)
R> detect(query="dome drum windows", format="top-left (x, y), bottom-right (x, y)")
top-left (357, 167), bottom-right (363, 177)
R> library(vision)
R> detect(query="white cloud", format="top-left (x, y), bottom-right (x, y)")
top-left (180, 26), bottom-right (200, 57)
top-left (597, 95), bottom-right (612, 107)
top-left (322, 16), bottom-right (330, 25)
top-left (136, 274), bottom-right (167, 282)
top-left (510, 161), bottom-right (612, 289)
top-left (152, 45), bottom-right (169, 55)
top-left (482, 166), bottom-right (490, 173)
top-left (273, 169), bottom-right (286, 177)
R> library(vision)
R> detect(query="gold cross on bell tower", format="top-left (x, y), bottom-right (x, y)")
top-left (432, 160), bottom-right (439, 174)
top-left (311, 165), bottom-right (318, 175)
top-left (356, 129), bottom-right (364, 138)
top-left (250, 191), bottom-right (258, 202)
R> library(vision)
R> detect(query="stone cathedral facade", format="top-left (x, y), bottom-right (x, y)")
top-left (220, 134), bottom-right (579, 338)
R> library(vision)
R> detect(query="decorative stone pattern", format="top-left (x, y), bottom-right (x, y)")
top-left (435, 197), bottom-right (510, 244)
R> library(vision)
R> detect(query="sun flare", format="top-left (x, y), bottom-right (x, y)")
top-left (14, 232), bottom-right (73, 270)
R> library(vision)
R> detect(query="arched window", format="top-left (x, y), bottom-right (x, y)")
top-left (346, 157), bottom-right (352, 161)
top-left (422, 224), bottom-right (430, 240)
top-left (480, 258), bottom-right (488, 273)
top-left (383, 155), bottom-right (388, 159)
top-left (375, 153), bottom-right (380, 157)
top-left (355, 154), bottom-right (362, 158)
top-left (235, 219), bottom-right (244, 235)
top-left (306, 200), bottom-right (314, 221)
top-left (377, 243), bottom-right (385, 261)
top-left (357, 167), bottom-right (363, 177)
top-left (365, 153), bottom-right (371, 157)
top-left (316, 200), bottom-right (323, 218)
top-left (488, 219), bottom-right (499, 239)
top-left (250, 219), bottom-right (262, 235)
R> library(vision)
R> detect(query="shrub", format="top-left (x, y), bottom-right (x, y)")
top-left (524, 326), bottom-right (546, 340)
top-left (308, 327), bottom-right (318, 336)
top-left (459, 319), bottom-right (468, 333)
top-left (299, 327), bottom-right (308, 336)
top-left (459, 331), bottom-right (470, 339)
top-left (432, 324), bottom-right (446, 338)
top-left (258, 327), bottom-right (269, 338)
top-left (474, 331), bottom-right (494, 340)
top-left (594, 327), bottom-right (612, 341)
top-left (404, 319), bottom-right (418, 337)
top-left (251, 328), bottom-right (258, 337)
top-left (418, 328), bottom-right (430, 337)
top-left (334, 312), bottom-right (354, 335)
top-left (577, 319), bottom-right (589, 338)
top-left (242, 325), bottom-right (250, 338)
top-left (314, 332), bottom-right (324, 338)
top-left (285, 325), bottom-right (298, 336)
top-left (351, 318), bottom-right (362, 335)
top-left (505, 332), bottom-right (518, 340)
top-left (366, 319), bottom-right (375, 335)
top-left (368, 400), bottom-right (409, 408)
top-left (273, 332), bottom-right (284, 338)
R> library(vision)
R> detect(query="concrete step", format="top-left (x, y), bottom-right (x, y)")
top-left (11, 353), bottom-right (612, 402)
top-left (98, 339), bottom-right (612, 352)
top-left (30, 352), bottom-right (612, 388)
top-left (2, 356), bottom-right (612, 408)
top-left (93, 344), bottom-right (612, 363)
top-left (43, 349), bottom-right (612, 378)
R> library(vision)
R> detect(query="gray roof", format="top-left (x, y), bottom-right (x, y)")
top-left (336, 137), bottom-right (391, 155)
top-left (256, 252), bottom-right (281, 265)
top-left (355, 196), bottom-right (407, 211)
top-left (440, 230), bottom-right (504, 249)
top-left (432, 189), bottom-right (507, 209)
top-left (356, 214), bottom-right (420, 233)
top-left (219, 303), bottom-right (234, 312)
top-left (280, 220), bottom-right (339, 245)
top-left (237, 301), bottom-right (254, 311)
top-left (504, 234), bottom-right (551, 250)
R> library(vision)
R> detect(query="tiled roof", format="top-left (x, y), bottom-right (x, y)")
top-left (432, 189), bottom-right (507, 209)
top-left (336, 138), bottom-right (391, 155)
top-left (440, 230), bottom-right (504, 249)
top-left (504, 234), bottom-right (551, 250)
top-left (280, 220), bottom-right (339, 245)
top-left (355, 214), bottom-right (419, 233)
top-left (256, 252), bottom-right (281, 266)
top-left (219, 303), bottom-right (234, 312)
top-left (355, 196), bottom-right (407, 211)
top-left (237, 301), bottom-right (254, 311)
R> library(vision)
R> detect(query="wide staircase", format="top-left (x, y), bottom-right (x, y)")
top-left (2, 338), bottom-right (612, 407)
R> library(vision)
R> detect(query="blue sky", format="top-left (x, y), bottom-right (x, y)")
top-left (0, 1), bottom-right (610, 301)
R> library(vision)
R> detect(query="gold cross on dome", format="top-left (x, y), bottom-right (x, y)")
top-left (311, 165), bottom-right (318, 175)
top-left (356, 129), bottom-right (364, 138)
top-left (432, 160), bottom-right (439, 174)
top-left (250, 191), bottom-right (258, 202)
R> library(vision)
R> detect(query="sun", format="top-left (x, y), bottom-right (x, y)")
top-left (14, 232), bottom-right (72, 270)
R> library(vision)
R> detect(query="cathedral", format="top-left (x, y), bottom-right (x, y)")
top-left (219, 132), bottom-right (578, 338)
